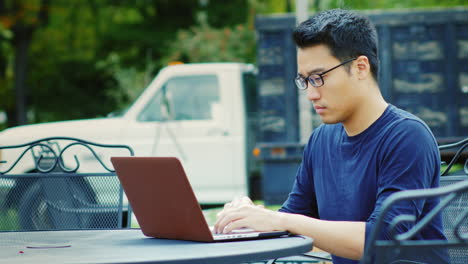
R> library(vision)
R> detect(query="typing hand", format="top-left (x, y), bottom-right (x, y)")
top-left (222, 196), bottom-right (256, 210)
top-left (214, 197), bottom-right (282, 234)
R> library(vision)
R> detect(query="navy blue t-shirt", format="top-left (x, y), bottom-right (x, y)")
top-left (280, 104), bottom-right (447, 264)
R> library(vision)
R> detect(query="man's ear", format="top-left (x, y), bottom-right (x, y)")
top-left (354, 55), bottom-right (371, 80)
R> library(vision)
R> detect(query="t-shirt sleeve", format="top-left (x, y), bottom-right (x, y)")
top-left (364, 120), bottom-right (440, 244)
top-left (279, 139), bottom-right (319, 218)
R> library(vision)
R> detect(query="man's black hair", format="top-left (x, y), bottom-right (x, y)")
top-left (293, 9), bottom-right (379, 81)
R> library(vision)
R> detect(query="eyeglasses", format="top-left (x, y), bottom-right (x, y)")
top-left (295, 58), bottom-right (356, 90)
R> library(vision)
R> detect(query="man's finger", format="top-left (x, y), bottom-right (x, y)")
top-left (216, 209), bottom-right (245, 234)
top-left (223, 219), bottom-right (249, 234)
top-left (241, 196), bottom-right (253, 204)
top-left (214, 207), bottom-right (237, 233)
top-left (231, 196), bottom-right (243, 207)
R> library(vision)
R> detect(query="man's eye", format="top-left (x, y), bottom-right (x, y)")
top-left (311, 75), bottom-right (321, 82)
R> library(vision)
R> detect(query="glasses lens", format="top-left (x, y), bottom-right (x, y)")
top-left (308, 74), bottom-right (323, 87)
top-left (295, 76), bottom-right (307, 90)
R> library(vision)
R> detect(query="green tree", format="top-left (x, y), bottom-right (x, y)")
top-left (163, 13), bottom-right (256, 64)
top-left (0, 0), bottom-right (50, 126)
top-left (0, 23), bottom-right (13, 130)
top-left (25, 0), bottom-right (120, 122)
top-left (2, 0), bottom-right (208, 125)
top-left (161, 0), bottom-right (293, 64)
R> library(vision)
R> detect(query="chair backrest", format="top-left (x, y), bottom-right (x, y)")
top-left (361, 138), bottom-right (468, 264)
top-left (361, 179), bottom-right (468, 264)
top-left (439, 138), bottom-right (468, 264)
top-left (439, 138), bottom-right (468, 177)
top-left (440, 176), bottom-right (468, 264)
top-left (0, 137), bottom-right (134, 231)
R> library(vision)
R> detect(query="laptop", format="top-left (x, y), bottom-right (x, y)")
top-left (110, 156), bottom-right (289, 242)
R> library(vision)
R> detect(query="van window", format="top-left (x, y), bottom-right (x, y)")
top-left (138, 75), bottom-right (220, 122)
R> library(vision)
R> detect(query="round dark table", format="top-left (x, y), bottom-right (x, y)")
top-left (0, 229), bottom-right (313, 264)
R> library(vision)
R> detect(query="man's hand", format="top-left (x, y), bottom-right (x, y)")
top-left (214, 196), bottom-right (365, 260)
top-left (214, 196), bottom-right (284, 234)
top-left (221, 196), bottom-right (256, 210)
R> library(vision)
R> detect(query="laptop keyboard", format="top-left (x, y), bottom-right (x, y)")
top-left (212, 232), bottom-right (259, 240)
top-left (210, 227), bottom-right (259, 240)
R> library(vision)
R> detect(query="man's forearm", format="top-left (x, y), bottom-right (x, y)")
top-left (278, 212), bottom-right (366, 260)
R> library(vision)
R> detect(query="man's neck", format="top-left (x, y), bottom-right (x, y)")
top-left (342, 89), bottom-right (388, 137)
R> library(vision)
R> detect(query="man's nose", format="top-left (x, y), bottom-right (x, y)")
top-left (307, 86), bottom-right (321, 101)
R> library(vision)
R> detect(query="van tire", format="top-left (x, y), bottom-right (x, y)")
top-left (18, 179), bottom-right (97, 230)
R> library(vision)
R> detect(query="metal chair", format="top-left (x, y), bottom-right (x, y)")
top-left (360, 178), bottom-right (468, 264)
top-left (438, 138), bottom-right (468, 264)
top-left (264, 252), bottom-right (332, 264)
top-left (439, 176), bottom-right (468, 264)
top-left (361, 137), bottom-right (468, 264)
top-left (0, 137), bottom-right (134, 231)
top-left (439, 138), bottom-right (468, 177)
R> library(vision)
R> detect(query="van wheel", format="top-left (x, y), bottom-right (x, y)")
top-left (18, 179), bottom-right (97, 230)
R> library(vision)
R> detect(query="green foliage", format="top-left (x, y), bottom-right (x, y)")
top-left (96, 0), bottom-right (200, 70)
top-left (0, 24), bottom-right (14, 128)
top-left (163, 14), bottom-right (256, 64)
top-left (0, 24), bottom-right (12, 39)
top-left (97, 52), bottom-right (156, 112)
top-left (441, 163), bottom-right (464, 175)
top-left (27, 58), bottom-right (119, 122)
top-left (22, 1), bottom-right (111, 122)
top-left (320, 0), bottom-right (467, 10)
top-left (0, 209), bottom-right (19, 231)
top-left (203, 0), bottom-right (250, 27)
top-left (255, 0), bottom-right (293, 13)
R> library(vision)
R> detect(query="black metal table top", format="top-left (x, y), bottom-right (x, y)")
top-left (0, 229), bottom-right (313, 264)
